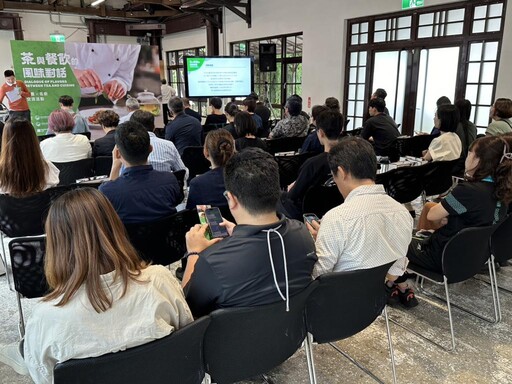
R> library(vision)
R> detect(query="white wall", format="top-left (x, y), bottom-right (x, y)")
top-left (161, 27), bottom-right (207, 72)
top-left (19, 12), bottom-right (88, 42)
top-left (0, 30), bottom-right (14, 74)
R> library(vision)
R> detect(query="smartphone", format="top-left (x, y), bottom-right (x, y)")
top-left (303, 213), bottom-right (320, 225)
top-left (205, 207), bottom-right (229, 239)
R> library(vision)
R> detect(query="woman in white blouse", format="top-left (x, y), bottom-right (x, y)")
top-left (422, 104), bottom-right (462, 162)
top-left (0, 119), bottom-right (59, 195)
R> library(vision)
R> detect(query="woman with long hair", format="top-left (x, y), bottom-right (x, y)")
top-left (12, 188), bottom-right (192, 383)
top-left (391, 135), bottom-right (512, 306)
top-left (186, 129), bottom-right (235, 209)
top-left (0, 119), bottom-right (59, 196)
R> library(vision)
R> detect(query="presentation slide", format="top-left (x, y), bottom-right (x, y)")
top-left (185, 57), bottom-right (253, 98)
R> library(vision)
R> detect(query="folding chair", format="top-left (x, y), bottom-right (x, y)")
top-left (265, 136), bottom-right (307, 155)
top-left (391, 225), bottom-right (500, 351)
top-left (203, 282), bottom-right (318, 384)
top-left (302, 183), bottom-right (344, 218)
top-left (304, 262), bottom-right (396, 384)
top-left (53, 158), bottom-right (95, 185)
top-left (181, 146), bottom-right (210, 182)
top-left (382, 163), bottom-right (430, 204)
top-left (94, 156), bottom-right (113, 177)
top-left (54, 316), bottom-right (211, 384)
top-left (275, 152), bottom-right (318, 189)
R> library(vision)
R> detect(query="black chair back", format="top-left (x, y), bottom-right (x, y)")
top-left (306, 262), bottom-right (393, 343)
top-left (491, 215), bottom-right (512, 263)
top-left (38, 134), bottom-right (55, 142)
top-left (383, 164), bottom-right (429, 204)
top-left (9, 236), bottom-right (48, 299)
top-left (181, 146), bottom-right (210, 182)
top-left (204, 282), bottom-right (318, 384)
top-left (173, 169), bottom-right (187, 191)
top-left (124, 210), bottom-right (199, 266)
top-left (302, 184), bottom-right (344, 218)
top-left (275, 152), bottom-right (318, 189)
top-left (54, 158), bottom-right (95, 185)
top-left (94, 156), bottom-right (113, 176)
top-left (442, 225), bottom-right (497, 283)
top-left (54, 316), bottom-right (211, 384)
top-left (77, 131), bottom-right (92, 140)
top-left (265, 136), bottom-right (307, 155)
top-left (423, 159), bottom-right (459, 196)
top-left (396, 135), bottom-right (435, 157)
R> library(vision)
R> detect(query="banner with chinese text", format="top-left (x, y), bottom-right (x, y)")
top-left (11, 41), bottom-right (81, 135)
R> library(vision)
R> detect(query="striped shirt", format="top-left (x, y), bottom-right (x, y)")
top-left (313, 184), bottom-right (413, 278)
top-left (148, 132), bottom-right (188, 178)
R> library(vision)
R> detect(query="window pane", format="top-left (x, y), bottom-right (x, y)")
top-left (360, 34), bottom-right (368, 44)
top-left (478, 84), bottom-right (493, 105)
top-left (359, 51), bottom-right (367, 65)
top-left (489, 3), bottom-right (503, 18)
top-left (465, 85), bottom-right (478, 105)
top-left (446, 22), bottom-right (463, 36)
top-left (374, 31), bottom-right (386, 42)
top-left (357, 84), bottom-right (365, 100)
top-left (418, 26), bottom-right (433, 38)
top-left (472, 19), bottom-right (486, 33)
top-left (484, 42), bottom-right (499, 61)
top-left (361, 22), bottom-right (369, 33)
top-left (358, 67), bottom-right (366, 82)
top-left (349, 68), bottom-right (357, 83)
top-left (348, 85), bottom-right (356, 99)
top-left (351, 35), bottom-right (359, 45)
top-left (356, 101), bottom-right (364, 116)
top-left (397, 29), bottom-right (411, 40)
top-left (469, 43), bottom-right (483, 61)
top-left (375, 20), bottom-right (387, 31)
top-left (447, 9), bottom-right (465, 22)
top-left (347, 101), bottom-right (355, 115)
top-left (352, 23), bottom-right (359, 34)
top-left (487, 18), bottom-right (501, 32)
top-left (481, 62), bottom-right (496, 83)
top-left (476, 106), bottom-right (490, 127)
top-left (474, 5), bottom-right (487, 19)
top-left (398, 16), bottom-right (412, 28)
top-left (354, 118), bottom-right (363, 129)
top-left (467, 63), bottom-right (481, 83)
top-left (350, 52), bottom-right (358, 66)
top-left (419, 13), bottom-right (434, 25)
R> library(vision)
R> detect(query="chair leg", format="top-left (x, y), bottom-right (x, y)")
top-left (16, 292), bottom-right (25, 339)
top-left (443, 277), bottom-right (456, 351)
top-left (1, 233), bottom-right (12, 288)
top-left (383, 307), bottom-right (398, 384)
top-left (489, 256), bottom-right (501, 322)
top-left (304, 333), bottom-right (317, 384)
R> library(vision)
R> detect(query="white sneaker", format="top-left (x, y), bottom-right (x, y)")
top-left (0, 343), bottom-right (29, 375)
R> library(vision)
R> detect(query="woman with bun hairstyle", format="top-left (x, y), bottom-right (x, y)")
top-left (486, 98), bottom-right (512, 136)
top-left (186, 129), bottom-right (235, 209)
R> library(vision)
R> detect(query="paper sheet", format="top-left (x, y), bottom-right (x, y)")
top-left (6, 88), bottom-right (21, 103)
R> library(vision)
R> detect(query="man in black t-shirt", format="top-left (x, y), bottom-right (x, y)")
top-left (361, 98), bottom-right (400, 157)
top-left (182, 148), bottom-right (317, 318)
top-left (279, 110), bottom-right (344, 220)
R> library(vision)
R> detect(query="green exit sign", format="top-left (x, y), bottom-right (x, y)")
top-left (402, 0), bottom-right (424, 9)
top-left (50, 34), bottom-right (65, 43)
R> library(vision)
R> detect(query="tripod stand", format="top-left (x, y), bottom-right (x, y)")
top-left (263, 78), bottom-right (278, 121)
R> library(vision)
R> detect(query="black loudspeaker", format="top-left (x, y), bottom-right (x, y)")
top-left (259, 43), bottom-right (277, 72)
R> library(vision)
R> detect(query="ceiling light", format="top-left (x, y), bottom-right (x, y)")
top-left (91, 0), bottom-right (105, 6)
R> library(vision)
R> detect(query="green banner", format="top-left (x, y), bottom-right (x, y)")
top-left (10, 41), bottom-right (81, 135)
top-left (402, 0), bottom-right (424, 9)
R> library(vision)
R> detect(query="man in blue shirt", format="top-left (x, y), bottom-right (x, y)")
top-left (165, 97), bottom-right (202, 155)
top-left (99, 121), bottom-right (181, 224)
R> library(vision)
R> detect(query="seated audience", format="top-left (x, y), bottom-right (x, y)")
top-left (306, 136), bottom-right (414, 306)
top-left (165, 97), bottom-right (202, 155)
top-left (130, 110), bottom-right (187, 175)
top-left (363, 89), bottom-right (390, 122)
top-left (361, 97), bottom-right (400, 156)
top-left (100, 121), bottom-right (181, 224)
top-left (40, 109), bottom-right (92, 162)
top-left (430, 96), bottom-right (452, 136)
top-left (183, 97), bottom-right (202, 122)
top-left (486, 98), bottom-right (512, 136)
top-left (422, 104), bottom-right (462, 161)
top-left (223, 101), bottom-right (239, 139)
top-left (55, 95), bottom-right (89, 134)
top-left (186, 129), bottom-right (235, 209)
top-left (455, 98), bottom-right (477, 158)
top-left (269, 96), bottom-right (309, 139)
top-left (0, 188), bottom-right (193, 383)
top-left (394, 135), bottom-right (512, 298)
top-left (242, 97), bottom-right (264, 136)
top-left (119, 97), bottom-right (140, 123)
top-left (92, 110), bottom-right (119, 157)
top-left (0, 119), bottom-right (59, 195)
top-left (203, 97), bottom-right (227, 133)
top-left (234, 111), bottom-right (268, 152)
top-left (182, 148), bottom-right (317, 317)
top-left (324, 97), bottom-right (341, 113)
top-left (300, 105), bottom-right (328, 154)
top-left (249, 92), bottom-right (271, 134)
top-left (280, 110), bottom-right (343, 220)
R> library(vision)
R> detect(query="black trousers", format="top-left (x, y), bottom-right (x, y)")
top-left (396, 237), bottom-right (442, 283)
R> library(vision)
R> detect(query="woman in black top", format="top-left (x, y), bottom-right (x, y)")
top-left (203, 97), bottom-right (227, 133)
top-left (234, 111), bottom-right (269, 152)
top-left (186, 129), bottom-right (235, 209)
top-left (223, 102), bottom-right (239, 139)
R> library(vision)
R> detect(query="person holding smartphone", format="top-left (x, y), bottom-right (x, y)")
top-left (182, 148), bottom-right (317, 318)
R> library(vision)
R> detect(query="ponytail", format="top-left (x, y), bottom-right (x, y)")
top-left (204, 129), bottom-right (235, 167)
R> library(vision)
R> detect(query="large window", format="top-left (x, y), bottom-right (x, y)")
top-left (345, 0), bottom-right (507, 135)
top-left (166, 47), bottom-right (207, 117)
top-left (232, 33), bottom-right (303, 118)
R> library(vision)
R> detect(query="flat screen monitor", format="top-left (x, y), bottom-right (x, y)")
top-left (184, 56), bottom-right (254, 98)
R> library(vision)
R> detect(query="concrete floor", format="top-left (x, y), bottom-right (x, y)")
top-left (1, 262), bottom-right (512, 384)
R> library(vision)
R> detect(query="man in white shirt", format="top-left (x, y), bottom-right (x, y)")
top-left (307, 136), bottom-right (417, 307)
top-left (161, 79), bottom-right (176, 126)
top-left (119, 98), bottom-right (140, 124)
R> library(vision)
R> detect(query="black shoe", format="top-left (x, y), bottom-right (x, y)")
top-left (399, 288), bottom-right (419, 308)
top-left (386, 284), bottom-right (400, 306)
top-left (175, 267), bottom-right (184, 281)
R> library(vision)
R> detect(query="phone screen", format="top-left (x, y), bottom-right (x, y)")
top-left (205, 208), bottom-right (229, 238)
top-left (303, 213), bottom-right (320, 225)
